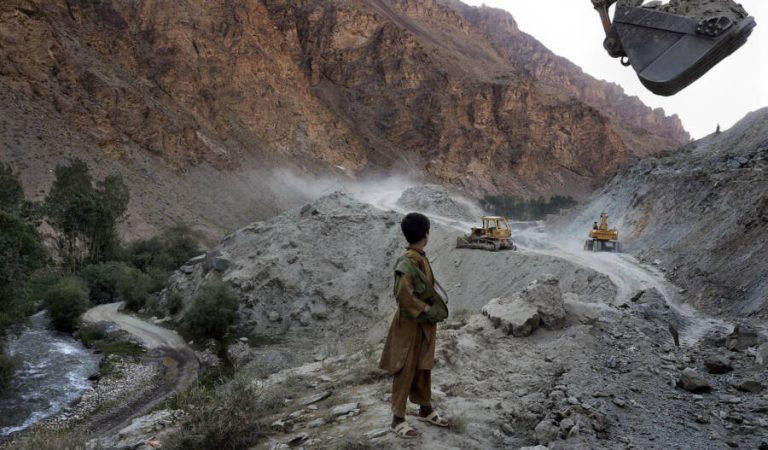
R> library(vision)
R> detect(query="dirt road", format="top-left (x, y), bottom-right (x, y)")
top-left (82, 302), bottom-right (200, 436)
top-left (83, 302), bottom-right (190, 350)
top-left (354, 185), bottom-right (730, 345)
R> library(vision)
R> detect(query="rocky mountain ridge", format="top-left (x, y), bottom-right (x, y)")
top-left (568, 108), bottom-right (768, 318)
top-left (0, 0), bottom-right (688, 237)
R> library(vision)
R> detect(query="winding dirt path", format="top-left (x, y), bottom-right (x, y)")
top-left (353, 187), bottom-right (729, 345)
top-left (82, 302), bottom-right (200, 436)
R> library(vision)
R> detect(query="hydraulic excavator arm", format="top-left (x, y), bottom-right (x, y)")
top-left (591, 0), bottom-right (756, 96)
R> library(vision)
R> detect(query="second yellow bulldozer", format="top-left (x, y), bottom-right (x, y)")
top-left (456, 216), bottom-right (516, 251)
top-left (585, 212), bottom-right (621, 252)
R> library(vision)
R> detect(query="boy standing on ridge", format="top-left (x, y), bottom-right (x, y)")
top-left (379, 212), bottom-right (449, 439)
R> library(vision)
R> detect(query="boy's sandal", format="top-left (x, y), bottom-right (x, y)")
top-left (392, 421), bottom-right (419, 439)
top-left (417, 411), bottom-right (450, 427)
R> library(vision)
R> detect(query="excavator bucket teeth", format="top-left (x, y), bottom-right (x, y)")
top-left (613, 7), bottom-right (756, 96)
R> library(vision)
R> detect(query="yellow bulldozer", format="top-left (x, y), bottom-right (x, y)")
top-left (584, 212), bottom-right (621, 252)
top-left (456, 216), bottom-right (516, 251)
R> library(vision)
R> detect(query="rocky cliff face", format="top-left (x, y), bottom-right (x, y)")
top-left (567, 109), bottom-right (768, 318)
top-left (0, 0), bottom-right (688, 235)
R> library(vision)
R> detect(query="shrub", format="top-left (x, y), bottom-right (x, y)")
top-left (115, 266), bottom-right (153, 311)
top-left (44, 277), bottom-right (89, 333)
top-left (166, 373), bottom-right (287, 450)
top-left (79, 262), bottom-right (133, 304)
top-left (183, 281), bottom-right (238, 343)
top-left (125, 225), bottom-right (201, 274)
top-left (166, 292), bottom-right (184, 315)
top-left (75, 322), bottom-right (107, 348)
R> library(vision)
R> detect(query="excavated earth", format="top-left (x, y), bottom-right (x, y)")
top-left (130, 182), bottom-right (768, 450)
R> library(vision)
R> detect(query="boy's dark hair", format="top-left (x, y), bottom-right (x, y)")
top-left (401, 212), bottom-right (430, 244)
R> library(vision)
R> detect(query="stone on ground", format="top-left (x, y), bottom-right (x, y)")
top-left (678, 368), bottom-right (711, 392)
top-left (482, 296), bottom-right (541, 337)
top-left (704, 354), bottom-right (733, 374)
top-left (733, 380), bottom-right (763, 393)
top-left (756, 343), bottom-right (768, 366)
top-left (725, 325), bottom-right (760, 351)
top-left (521, 276), bottom-right (567, 329)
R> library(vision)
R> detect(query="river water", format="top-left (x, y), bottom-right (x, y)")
top-left (0, 311), bottom-right (100, 436)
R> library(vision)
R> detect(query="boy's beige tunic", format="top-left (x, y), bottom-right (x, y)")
top-left (379, 247), bottom-right (437, 374)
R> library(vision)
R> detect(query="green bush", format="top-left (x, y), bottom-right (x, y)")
top-left (79, 262), bottom-right (133, 304)
top-left (167, 373), bottom-right (285, 450)
top-left (125, 225), bottom-right (201, 274)
top-left (183, 281), bottom-right (238, 343)
top-left (75, 322), bottom-right (107, 348)
top-left (115, 267), bottom-right (153, 311)
top-left (166, 292), bottom-right (184, 315)
top-left (44, 277), bottom-right (89, 333)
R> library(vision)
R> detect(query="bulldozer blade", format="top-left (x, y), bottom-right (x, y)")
top-left (614, 7), bottom-right (756, 96)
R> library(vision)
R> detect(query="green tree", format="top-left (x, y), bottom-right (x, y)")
top-left (184, 281), bottom-right (239, 345)
top-left (0, 166), bottom-right (47, 394)
top-left (44, 160), bottom-right (129, 271)
top-left (44, 277), bottom-right (89, 333)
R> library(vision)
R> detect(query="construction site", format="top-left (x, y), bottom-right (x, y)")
top-left (0, 0), bottom-right (766, 449)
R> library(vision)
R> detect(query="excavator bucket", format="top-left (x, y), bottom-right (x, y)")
top-left (593, 1), bottom-right (757, 96)
top-left (613, 6), bottom-right (756, 96)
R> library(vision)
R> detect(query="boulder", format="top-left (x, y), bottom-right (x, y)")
top-left (521, 277), bottom-right (567, 329)
top-left (704, 354), bottom-right (733, 374)
top-left (534, 419), bottom-right (560, 444)
top-left (724, 325), bottom-right (760, 351)
top-left (299, 391), bottom-right (331, 406)
top-left (330, 402), bottom-right (360, 417)
top-left (678, 368), bottom-right (711, 392)
top-left (204, 250), bottom-right (231, 272)
top-left (756, 342), bottom-right (768, 366)
top-left (482, 296), bottom-right (541, 337)
top-left (116, 409), bottom-right (178, 444)
top-left (733, 380), bottom-right (763, 393)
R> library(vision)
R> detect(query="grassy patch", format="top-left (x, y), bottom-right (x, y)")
top-left (75, 323), bottom-right (145, 379)
top-left (163, 371), bottom-right (308, 450)
top-left (5, 424), bottom-right (97, 450)
top-left (93, 341), bottom-right (144, 357)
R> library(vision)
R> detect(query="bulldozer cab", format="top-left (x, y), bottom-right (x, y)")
top-left (592, 0), bottom-right (756, 96)
top-left (477, 216), bottom-right (511, 240)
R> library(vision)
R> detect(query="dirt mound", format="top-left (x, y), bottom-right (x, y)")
top-left (396, 184), bottom-right (482, 222)
top-left (162, 192), bottom-right (404, 355)
top-left (160, 189), bottom-right (616, 366)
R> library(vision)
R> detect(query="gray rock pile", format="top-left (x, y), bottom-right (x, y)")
top-left (161, 192), bottom-right (404, 353)
top-left (396, 184), bottom-right (482, 222)
top-left (482, 277), bottom-right (567, 337)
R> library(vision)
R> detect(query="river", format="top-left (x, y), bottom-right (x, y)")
top-left (0, 311), bottom-right (100, 437)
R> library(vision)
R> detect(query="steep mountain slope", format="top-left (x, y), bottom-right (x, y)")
top-left (567, 108), bottom-right (768, 318)
top-left (0, 0), bottom-right (688, 236)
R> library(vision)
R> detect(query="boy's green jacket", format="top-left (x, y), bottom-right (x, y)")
top-left (379, 247), bottom-right (441, 375)
top-left (393, 256), bottom-right (448, 323)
